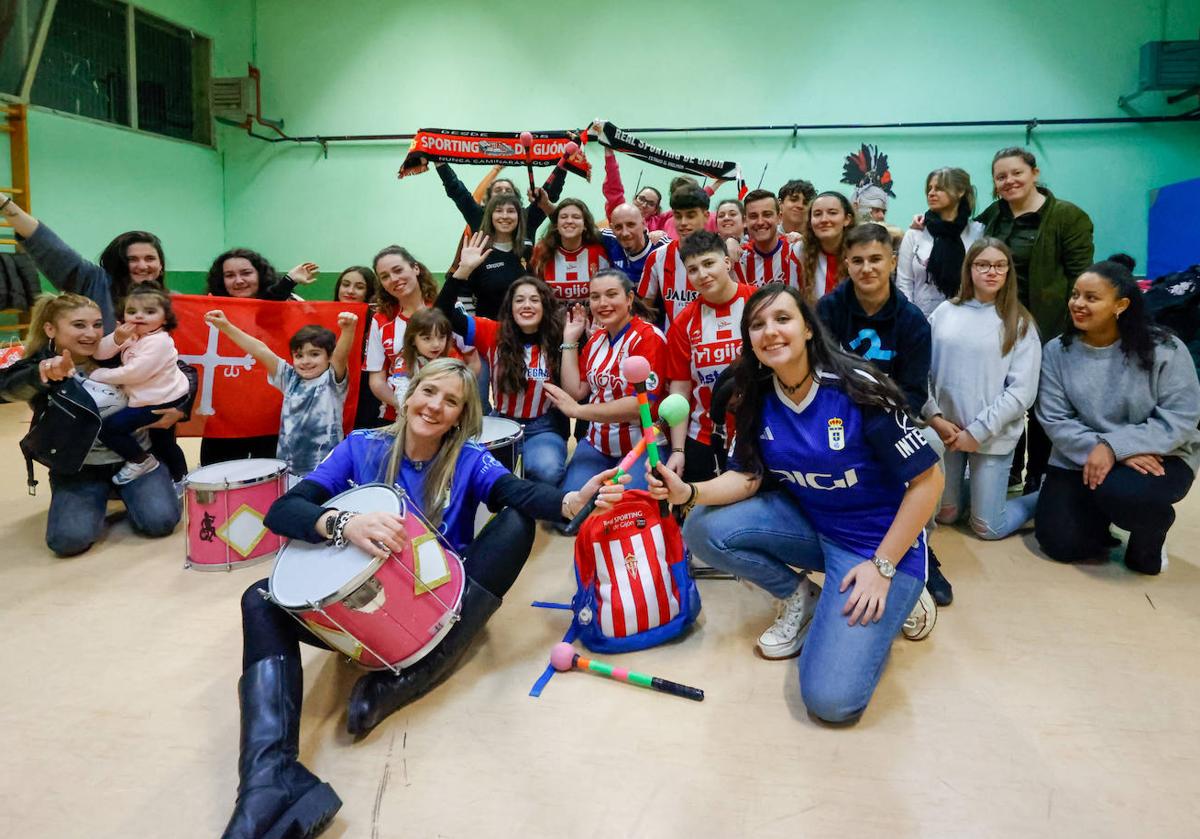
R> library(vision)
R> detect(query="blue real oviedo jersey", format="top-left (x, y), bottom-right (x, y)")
top-left (730, 372), bottom-right (938, 581)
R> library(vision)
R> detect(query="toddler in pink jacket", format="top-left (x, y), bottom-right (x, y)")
top-left (90, 284), bottom-right (190, 484)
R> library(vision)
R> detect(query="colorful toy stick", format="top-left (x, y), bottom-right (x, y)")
top-left (549, 642), bottom-right (704, 702)
top-left (563, 393), bottom-right (689, 535)
top-left (620, 355), bottom-right (660, 469)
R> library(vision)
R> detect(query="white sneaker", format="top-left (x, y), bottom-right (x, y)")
top-left (902, 587), bottom-right (937, 641)
top-left (113, 455), bottom-right (160, 485)
top-left (757, 576), bottom-right (821, 659)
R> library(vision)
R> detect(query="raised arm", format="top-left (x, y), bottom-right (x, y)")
top-left (203, 309), bottom-right (281, 378)
top-left (2, 203), bottom-right (114, 311)
top-left (601, 139), bottom-right (626, 220)
top-left (434, 271), bottom-right (471, 338)
top-left (330, 312), bottom-right (359, 380)
top-left (435, 161), bottom-right (485, 231)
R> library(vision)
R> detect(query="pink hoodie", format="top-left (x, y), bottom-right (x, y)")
top-left (90, 330), bottom-right (189, 407)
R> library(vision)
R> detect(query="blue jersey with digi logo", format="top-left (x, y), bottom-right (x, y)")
top-left (305, 429), bottom-right (508, 554)
top-left (730, 371), bottom-right (938, 581)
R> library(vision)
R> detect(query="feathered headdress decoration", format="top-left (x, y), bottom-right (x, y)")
top-left (840, 143), bottom-right (895, 197)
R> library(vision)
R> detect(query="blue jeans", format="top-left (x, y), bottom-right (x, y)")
top-left (511, 412), bottom-right (567, 486)
top-left (46, 462), bottom-right (181, 557)
top-left (938, 449), bottom-right (1037, 540)
top-left (684, 490), bottom-right (924, 723)
top-left (561, 438), bottom-right (656, 493)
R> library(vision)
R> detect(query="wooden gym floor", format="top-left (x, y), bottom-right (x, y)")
top-left (1, 399), bottom-right (1197, 839)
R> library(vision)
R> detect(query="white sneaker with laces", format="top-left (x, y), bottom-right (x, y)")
top-left (757, 576), bottom-right (821, 659)
top-left (113, 455), bottom-right (160, 486)
top-left (902, 587), bottom-right (937, 641)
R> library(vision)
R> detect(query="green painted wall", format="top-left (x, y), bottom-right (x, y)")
top-left (223, 0), bottom-right (1200, 282)
top-left (27, 0), bottom-right (251, 294)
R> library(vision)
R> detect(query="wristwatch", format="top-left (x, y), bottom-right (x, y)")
top-left (871, 553), bottom-right (896, 579)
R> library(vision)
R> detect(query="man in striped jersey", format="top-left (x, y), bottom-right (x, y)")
top-left (666, 230), bottom-right (755, 482)
top-left (737, 189), bottom-right (803, 289)
top-left (637, 185), bottom-right (710, 330)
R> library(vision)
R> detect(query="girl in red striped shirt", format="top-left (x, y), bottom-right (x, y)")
top-left (546, 269), bottom-right (666, 493)
top-left (437, 237), bottom-right (569, 485)
top-left (530, 198), bottom-right (610, 306)
top-left (365, 245), bottom-right (436, 420)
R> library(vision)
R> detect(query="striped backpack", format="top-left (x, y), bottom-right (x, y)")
top-left (571, 490), bottom-right (701, 653)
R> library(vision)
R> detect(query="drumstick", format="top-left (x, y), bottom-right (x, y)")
top-left (519, 131), bottom-right (536, 194)
top-left (549, 642), bottom-right (704, 701)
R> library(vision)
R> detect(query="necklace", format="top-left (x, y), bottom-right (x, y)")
top-left (778, 369), bottom-right (813, 397)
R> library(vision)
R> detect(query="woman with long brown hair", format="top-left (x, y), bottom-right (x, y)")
top-left (364, 245), bottom-right (437, 421)
top-left (650, 284), bottom-right (942, 722)
top-left (798, 191), bottom-right (857, 300)
top-left (437, 239), bottom-right (568, 485)
top-left (926, 238), bottom-right (1042, 540)
top-left (530, 198), bottom-right (610, 305)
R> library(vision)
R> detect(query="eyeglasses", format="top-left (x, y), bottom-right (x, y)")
top-left (971, 261), bottom-right (1009, 274)
top-left (633, 194), bottom-right (659, 209)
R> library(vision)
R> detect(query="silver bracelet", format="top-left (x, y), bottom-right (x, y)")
top-left (331, 510), bottom-right (357, 548)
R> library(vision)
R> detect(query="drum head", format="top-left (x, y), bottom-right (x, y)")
top-left (186, 458), bottom-right (288, 489)
top-left (477, 416), bottom-right (522, 447)
top-left (269, 484), bottom-right (403, 609)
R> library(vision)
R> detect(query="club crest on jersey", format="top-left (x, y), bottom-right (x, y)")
top-left (827, 417), bottom-right (845, 451)
top-left (646, 371), bottom-right (660, 390)
top-left (624, 552), bottom-right (640, 578)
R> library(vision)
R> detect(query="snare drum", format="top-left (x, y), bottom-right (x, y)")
top-left (473, 416), bottom-right (525, 533)
top-left (184, 458), bottom-right (289, 571)
top-left (269, 484), bottom-right (467, 672)
top-left (477, 416), bottom-right (524, 477)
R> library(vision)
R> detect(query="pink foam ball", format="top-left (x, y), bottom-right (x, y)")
top-left (550, 642), bottom-right (577, 672)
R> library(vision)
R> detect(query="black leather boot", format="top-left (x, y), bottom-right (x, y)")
top-left (347, 577), bottom-right (502, 739)
top-left (221, 655), bottom-right (342, 839)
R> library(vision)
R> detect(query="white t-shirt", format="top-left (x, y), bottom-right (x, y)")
top-left (78, 373), bottom-right (149, 465)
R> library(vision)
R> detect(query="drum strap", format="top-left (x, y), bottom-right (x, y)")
top-left (527, 601), bottom-right (576, 698)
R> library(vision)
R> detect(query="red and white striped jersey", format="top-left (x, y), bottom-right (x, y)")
top-left (579, 316), bottom-right (666, 457)
top-left (537, 243), bottom-right (610, 304)
top-left (637, 240), bottom-right (697, 329)
top-left (468, 317), bottom-right (553, 420)
top-left (736, 237), bottom-right (802, 289)
top-left (796, 244), bottom-right (844, 300)
top-left (666, 284), bottom-right (753, 444)
top-left (364, 310), bottom-right (410, 374)
top-left (588, 518), bottom-right (680, 638)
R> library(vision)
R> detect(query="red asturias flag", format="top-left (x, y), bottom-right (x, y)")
top-left (171, 295), bottom-right (367, 439)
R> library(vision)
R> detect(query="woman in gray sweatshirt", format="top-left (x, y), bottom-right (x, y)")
top-left (927, 239), bottom-right (1042, 540)
top-left (1033, 260), bottom-right (1200, 574)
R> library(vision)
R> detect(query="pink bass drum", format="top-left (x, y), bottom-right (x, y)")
top-left (268, 484), bottom-right (467, 672)
top-left (184, 458), bottom-right (289, 571)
